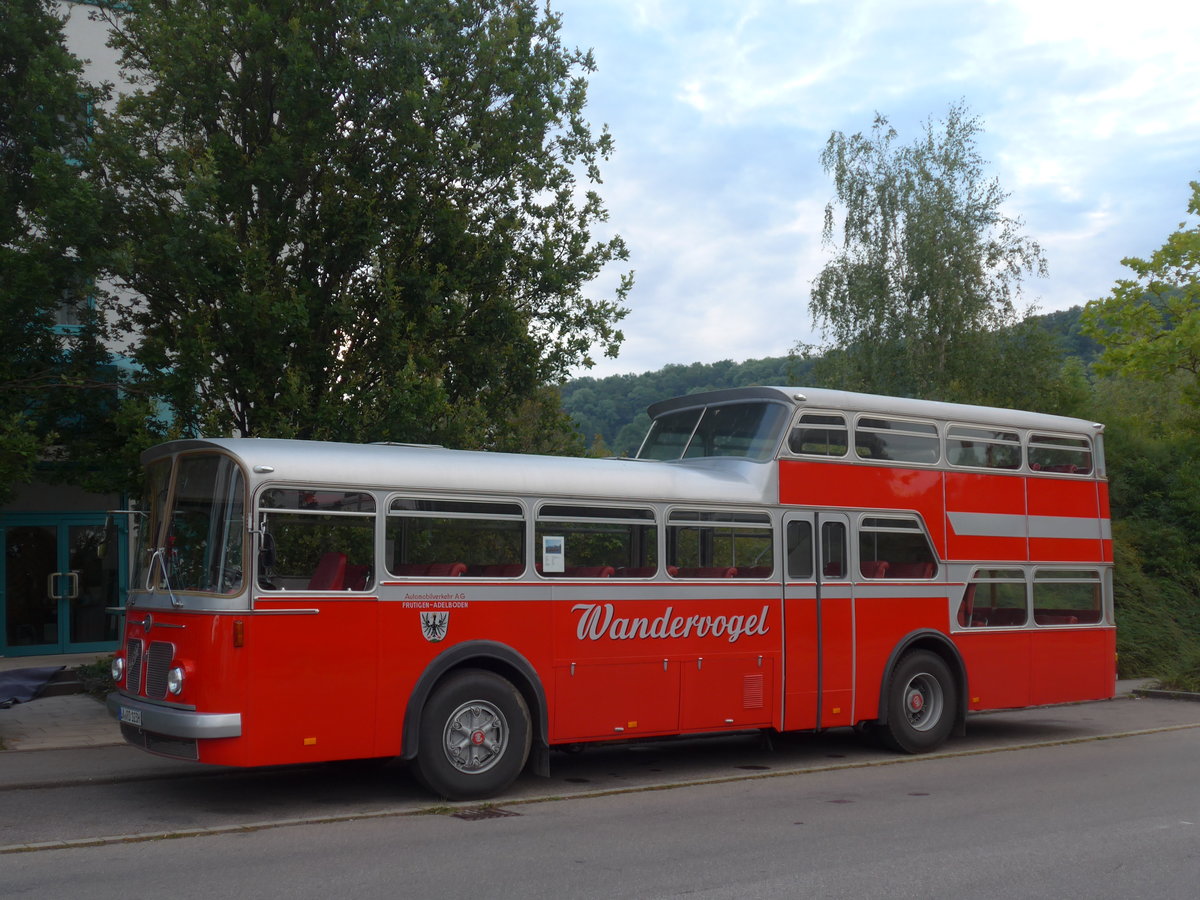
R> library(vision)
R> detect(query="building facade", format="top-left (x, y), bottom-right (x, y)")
top-left (2, 2), bottom-right (131, 658)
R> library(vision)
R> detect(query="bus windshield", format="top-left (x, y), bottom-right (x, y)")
top-left (638, 401), bottom-right (788, 461)
top-left (134, 453), bottom-right (246, 596)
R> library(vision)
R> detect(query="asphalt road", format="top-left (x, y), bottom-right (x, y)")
top-left (5, 695), bottom-right (1200, 898)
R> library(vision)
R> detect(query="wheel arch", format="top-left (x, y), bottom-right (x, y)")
top-left (401, 640), bottom-right (550, 776)
top-left (875, 629), bottom-right (968, 737)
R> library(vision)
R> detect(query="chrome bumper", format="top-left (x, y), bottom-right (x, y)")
top-left (107, 692), bottom-right (242, 739)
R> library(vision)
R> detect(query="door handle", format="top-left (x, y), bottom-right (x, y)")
top-left (47, 572), bottom-right (63, 601)
top-left (67, 571), bottom-right (80, 600)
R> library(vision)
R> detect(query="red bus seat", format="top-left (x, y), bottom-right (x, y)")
top-left (888, 561), bottom-right (935, 579)
top-left (562, 565), bottom-right (615, 578)
top-left (674, 566), bottom-right (737, 578)
top-left (467, 563), bottom-right (525, 577)
top-left (393, 562), bottom-right (467, 577)
top-left (737, 566), bottom-right (773, 578)
top-left (860, 560), bottom-right (889, 578)
top-left (308, 552), bottom-right (347, 591)
top-left (344, 564), bottom-right (371, 591)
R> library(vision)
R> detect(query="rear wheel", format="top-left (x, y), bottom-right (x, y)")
top-left (878, 650), bottom-right (956, 754)
top-left (414, 669), bottom-right (531, 800)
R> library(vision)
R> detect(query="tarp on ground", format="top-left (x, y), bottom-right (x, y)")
top-left (0, 666), bottom-right (65, 709)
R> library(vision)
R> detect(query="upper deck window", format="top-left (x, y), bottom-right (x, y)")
top-left (787, 413), bottom-right (849, 457)
top-left (1029, 433), bottom-right (1092, 475)
top-left (638, 401), bottom-right (788, 461)
top-left (946, 425), bottom-right (1021, 470)
top-left (854, 417), bottom-right (939, 465)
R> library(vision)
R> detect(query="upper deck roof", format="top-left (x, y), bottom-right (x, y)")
top-left (647, 386), bottom-right (1104, 435)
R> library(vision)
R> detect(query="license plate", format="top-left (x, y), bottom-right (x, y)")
top-left (119, 707), bottom-right (142, 727)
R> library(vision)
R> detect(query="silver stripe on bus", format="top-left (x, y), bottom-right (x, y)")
top-left (948, 512), bottom-right (1112, 540)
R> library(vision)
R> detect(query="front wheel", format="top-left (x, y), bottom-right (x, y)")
top-left (414, 669), bottom-right (532, 800)
top-left (878, 650), bottom-right (957, 754)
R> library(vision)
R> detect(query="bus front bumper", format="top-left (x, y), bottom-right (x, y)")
top-left (106, 692), bottom-right (242, 740)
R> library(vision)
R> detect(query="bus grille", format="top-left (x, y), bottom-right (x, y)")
top-left (145, 641), bottom-right (176, 700)
top-left (126, 639), bottom-right (144, 694)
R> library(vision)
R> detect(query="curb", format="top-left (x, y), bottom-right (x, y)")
top-left (1133, 688), bottom-right (1200, 703)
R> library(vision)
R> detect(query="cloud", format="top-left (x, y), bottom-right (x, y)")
top-left (554, 0), bottom-right (1200, 376)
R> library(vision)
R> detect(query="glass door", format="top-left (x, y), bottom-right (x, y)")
top-left (2, 515), bottom-right (125, 656)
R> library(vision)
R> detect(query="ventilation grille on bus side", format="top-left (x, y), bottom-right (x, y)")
top-left (743, 673), bottom-right (764, 709)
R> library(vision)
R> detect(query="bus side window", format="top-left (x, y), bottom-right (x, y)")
top-left (788, 413), bottom-right (848, 457)
top-left (857, 516), bottom-right (938, 579)
top-left (1028, 434), bottom-right (1093, 475)
top-left (854, 417), bottom-right (939, 465)
top-left (820, 521), bottom-right (846, 579)
top-left (258, 489), bottom-right (376, 591)
top-left (668, 510), bottom-right (773, 578)
top-left (786, 520), bottom-right (814, 580)
top-left (958, 569), bottom-right (1026, 627)
top-left (535, 505), bottom-right (657, 578)
top-left (387, 498), bottom-right (524, 578)
top-left (1033, 569), bottom-right (1103, 625)
top-left (947, 425), bottom-right (1021, 471)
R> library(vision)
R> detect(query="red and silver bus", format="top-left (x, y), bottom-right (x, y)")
top-left (108, 386), bottom-right (1115, 798)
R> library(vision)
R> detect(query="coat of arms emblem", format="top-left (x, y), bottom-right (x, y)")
top-left (420, 611), bottom-right (449, 642)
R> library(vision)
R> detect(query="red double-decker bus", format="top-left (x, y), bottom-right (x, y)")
top-left (108, 387), bottom-right (1114, 798)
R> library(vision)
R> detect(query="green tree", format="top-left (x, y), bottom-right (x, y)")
top-left (807, 102), bottom-right (1047, 401)
top-left (0, 0), bottom-right (115, 503)
top-left (1081, 181), bottom-right (1200, 408)
top-left (94, 0), bottom-right (630, 446)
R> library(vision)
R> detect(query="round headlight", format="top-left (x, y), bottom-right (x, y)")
top-left (111, 656), bottom-right (125, 683)
top-left (167, 666), bottom-right (185, 696)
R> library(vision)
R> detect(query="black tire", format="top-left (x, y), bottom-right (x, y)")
top-left (414, 668), bottom-right (532, 800)
top-left (878, 650), bottom-right (957, 754)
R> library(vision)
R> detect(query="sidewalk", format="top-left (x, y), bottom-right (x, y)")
top-left (0, 692), bottom-right (122, 751)
top-left (0, 673), bottom-right (1161, 754)
top-left (0, 653), bottom-right (120, 752)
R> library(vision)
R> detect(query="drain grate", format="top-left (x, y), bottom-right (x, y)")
top-left (452, 807), bottom-right (521, 821)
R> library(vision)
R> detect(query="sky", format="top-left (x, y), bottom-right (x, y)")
top-left (551, 0), bottom-right (1200, 378)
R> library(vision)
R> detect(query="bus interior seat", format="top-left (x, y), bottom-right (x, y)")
top-left (737, 565), bottom-right (773, 578)
top-left (674, 566), bottom-right (737, 578)
top-left (562, 565), bottom-right (615, 578)
top-left (888, 561), bottom-right (936, 579)
top-left (344, 564), bottom-right (371, 591)
top-left (308, 552), bottom-right (348, 591)
top-left (467, 563), bottom-right (525, 577)
top-left (987, 607), bottom-right (1027, 626)
top-left (860, 560), bottom-right (889, 578)
top-left (393, 562), bottom-right (467, 577)
top-left (615, 566), bottom-right (657, 578)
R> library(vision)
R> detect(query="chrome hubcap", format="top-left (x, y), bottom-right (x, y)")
top-left (443, 700), bottom-right (508, 774)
